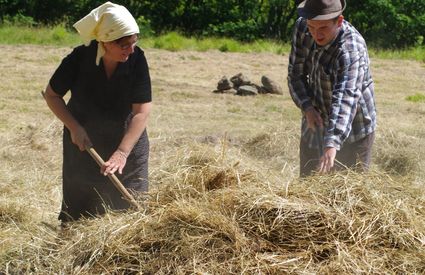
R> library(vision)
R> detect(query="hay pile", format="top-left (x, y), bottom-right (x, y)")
top-left (2, 147), bottom-right (425, 274)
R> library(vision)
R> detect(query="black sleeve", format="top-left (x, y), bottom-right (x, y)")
top-left (49, 46), bottom-right (82, 96)
top-left (131, 49), bottom-right (152, 103)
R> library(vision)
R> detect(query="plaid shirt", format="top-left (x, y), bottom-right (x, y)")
top-left (288, 18), bottom-right (376, 150)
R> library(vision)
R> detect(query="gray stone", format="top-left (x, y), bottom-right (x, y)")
top-left (236, 85), bottom-right (258, 96)
top-left (254, 84), bottom-right (268, 94)
top-left (230, 73), bottom-right (251, 88)
top-left (217, 76), bottom-right (232, 90)
top-left (261, 75), bottom-right (283, 95)
top-left (213, 88), bottom-right (236, 94)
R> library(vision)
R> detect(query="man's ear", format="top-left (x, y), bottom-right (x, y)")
top-left (337, 15), bottom-right (344, 27)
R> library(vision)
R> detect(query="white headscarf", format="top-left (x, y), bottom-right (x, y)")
top-left (73, 2), bottom-right (139, 65)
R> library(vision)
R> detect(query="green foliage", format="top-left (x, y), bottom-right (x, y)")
top-left (405, 93), bottom-right (425, 103)
top-left (207, 19), bottom-right (259, 42)
top-left (1, 24), bottom-right (424, 61)
top-left (1, 14), bottom-right (37, 27)
top-left (1, 0), bottom-right (424, 48)
top-left (345, 0), bottom-right (425, 48)
top-left (136, 15), bottom-right (154, 37)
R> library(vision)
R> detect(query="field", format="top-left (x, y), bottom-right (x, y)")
top-left (0, 44), bottom-right (424, 273)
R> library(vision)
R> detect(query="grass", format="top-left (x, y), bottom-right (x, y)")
top-left (406, 93), bottom-right (425, 103)
top-left (0, 30), bottom-right (424, 273)
top-left (1, 25), bottom-right (425, 60)
top-left (369, 46), bottom-right (425, 63)
top-left (0, 25), bottom-right (80, 46)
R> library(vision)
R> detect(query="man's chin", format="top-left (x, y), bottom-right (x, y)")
top-left (316, 40), bottom-right (327, 46)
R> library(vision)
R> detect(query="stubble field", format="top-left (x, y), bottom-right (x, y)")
top-left (0, 44), bottom-right (424, 273)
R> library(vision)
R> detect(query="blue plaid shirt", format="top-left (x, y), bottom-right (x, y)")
top-left (288, 18), bottom-right (376, 150)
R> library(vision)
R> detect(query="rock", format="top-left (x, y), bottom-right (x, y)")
top-left (236, 85), bottom-right (258, 96)
top-left (261, 75), bottom-right (283, 95)
top-left (230, 73), bottom-right (251, 88)
top-left (217, 76), bottom-right (232, 91)
top-left (213, 88), bottom-right (236, 94)
top-left (254, 84), bottom-right (268, 94)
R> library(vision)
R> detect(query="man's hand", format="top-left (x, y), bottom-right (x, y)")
top-left (70, 125), bottom-right (92, 151)
top-left (101, 150), bottom-right (128, 175)
top-left (305, 107), bottom-right (323, 130)
top-left (317, 147), bottom-right (337, 173)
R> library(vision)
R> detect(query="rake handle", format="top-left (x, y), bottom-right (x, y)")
top-left (85, 147), bottom-right (141, 210)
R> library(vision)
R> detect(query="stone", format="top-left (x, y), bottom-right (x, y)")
top-left (213, 88), bottom-right (236, 94)
top-left (236, 85), bottom-right (258, 96)
top-left (230, 73), bottom-right (251, 88)
top-left (261, 75), bottom-right (283, 95)
top-left (217, 76), bottom-right (232, 91)
top-left (254, 84), bottom-right (268, 94)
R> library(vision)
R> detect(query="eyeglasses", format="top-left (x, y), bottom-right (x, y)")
top-left (116, 39), bottom-right (138, 50)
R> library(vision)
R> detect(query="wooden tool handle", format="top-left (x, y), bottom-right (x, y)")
top-left (86, 146), bottom-right (140, 209)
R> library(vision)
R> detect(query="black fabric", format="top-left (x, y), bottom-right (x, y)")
top-left (49, 41), bottom-right (151, 222)
top-left (50, 40), bottom-right (152, 121)
top-left (60, 124), bottom-right (149, 222)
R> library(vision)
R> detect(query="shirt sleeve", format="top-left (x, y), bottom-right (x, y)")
top-left (49, 46), bottom-right (82, 96)
top-left (131, 49), bottom-right (152, 103)
top-left (287, 18), bottom-right (313, 111)
top-left (324, 50), bottom-right (365, 150)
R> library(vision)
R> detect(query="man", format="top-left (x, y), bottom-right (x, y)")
top-left (287, 0), bottom-right (376, 177)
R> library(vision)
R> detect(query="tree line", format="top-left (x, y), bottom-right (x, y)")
top-left (1, 0), bottom-right (424, 48)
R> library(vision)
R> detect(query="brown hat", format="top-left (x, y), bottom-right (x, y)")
top-left (298, 0), bottom-right (346, 20)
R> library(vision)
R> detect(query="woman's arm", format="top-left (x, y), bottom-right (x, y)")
top-left (102, 102), bottom-right (152, 175)
top-left (44, 84), bottom-right (92, 151)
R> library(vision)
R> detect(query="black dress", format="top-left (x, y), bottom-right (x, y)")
top-left (49, 41), bottom-right (152, 222)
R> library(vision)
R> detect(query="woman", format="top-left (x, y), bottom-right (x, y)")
top-left (44, 2), bottom-right (152, 223)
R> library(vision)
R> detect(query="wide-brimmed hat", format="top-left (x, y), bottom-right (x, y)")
top-left (298, 0), bottom-right (346, 20)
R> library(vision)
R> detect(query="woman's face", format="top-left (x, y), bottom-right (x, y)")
top-left (103, 34), bottom-right (138, 62)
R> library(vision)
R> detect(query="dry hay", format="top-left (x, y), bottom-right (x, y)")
top-left (0, 201), bottom-right (31, 225)
top-left (241, 128), bottom-right (299, 171)
top-left (374, 130), bottom-right (419, 176)
top-left (1, 147), bottom-right (424, 274)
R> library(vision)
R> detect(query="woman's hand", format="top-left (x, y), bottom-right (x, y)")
top-left (70, 125), bottom-right (92, 151)
top-left (101, 149), bottom-right (129, 175)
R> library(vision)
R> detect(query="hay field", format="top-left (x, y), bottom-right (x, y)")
top-left (0, 44), bottom-right (424, 274)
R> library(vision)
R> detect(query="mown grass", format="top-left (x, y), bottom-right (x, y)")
top-left (0, 25), bottom-right (424, 61)
top-left (0, 32), bottom-right (424, 274)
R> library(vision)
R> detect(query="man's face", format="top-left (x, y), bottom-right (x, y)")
top-left (307, 16), bottom-right (343, 46)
